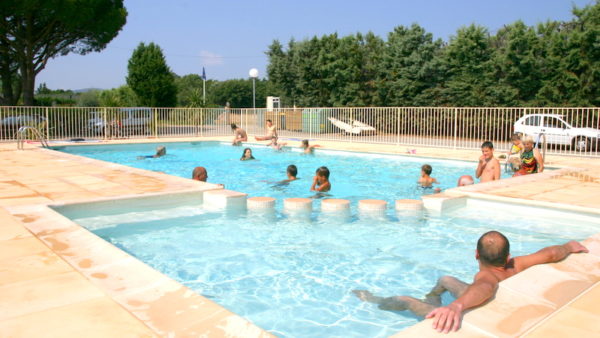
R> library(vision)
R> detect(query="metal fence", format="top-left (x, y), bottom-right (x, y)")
top-left (1, 106), bottom-right (599, 157)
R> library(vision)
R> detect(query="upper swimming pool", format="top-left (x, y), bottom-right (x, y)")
top-left (54, 141), bottom-right (509, 204)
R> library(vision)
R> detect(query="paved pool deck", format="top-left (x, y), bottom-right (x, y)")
top-left (1, 136), bottom-right (599, 337)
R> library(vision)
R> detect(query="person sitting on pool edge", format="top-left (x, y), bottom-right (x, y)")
top-left (520, 135), bottom-right (544, 175)
top-left (255, 119), bottom-right (277, 141)
top-left (137, 146), bottom-right (166, 159)
top-left (240, 148), bottom-right (255, 161)
top-left (231, 123), bottom-right (248, 146)
top-left (301, 139), bottom-right (321, 154)
top-left (310, 166), bottom-right (331, 192)
top-left (353, 230), bottom-right (588, 333)
top-left (475, 141), bottom-right (500, 183)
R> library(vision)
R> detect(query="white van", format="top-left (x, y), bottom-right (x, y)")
top-left (88, 108), bottom-right (153, 135)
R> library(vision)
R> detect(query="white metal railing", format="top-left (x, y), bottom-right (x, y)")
top-left (1, 106), bottom-right (598, 157)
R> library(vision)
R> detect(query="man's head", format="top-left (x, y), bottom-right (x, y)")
top-left (421, 164), bottom-right (432, 176)
top-left (287, 164), bottom-right (298, 178)
top-left (316, 166), bottom-right (330, 180)
top-left (476, 231), bottom-right (510, 267)
top-left (192, 166), bottom-right (208, 182)
top-left (231, 123), bottom-right (237, 130)
top-left (481, 141), bottom-right (494, 159)
top-left (457, 175), bottom-right (474, 186)
top-left (302, 139), bottom-right (309, 147)
top-left (266, 119), bottom-right (272, 126)
top-left (155, 146), bottom-right (166, 157)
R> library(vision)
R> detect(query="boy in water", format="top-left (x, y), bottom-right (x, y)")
top-left (310, 166), bottom-right (331, 192)
top-left (418, 164), bottom-right (438, 188)
top-left (285, 164), bottom-right (298, 182)
top-left (268, 135), bottom-right (287, 150)
top-left (476, 141), bottom-right (500, 183)
top-left (301, 139), bottom-right (321, 154)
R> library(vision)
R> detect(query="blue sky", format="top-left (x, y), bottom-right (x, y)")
top-left (37, 0), bottom-right (593, 90)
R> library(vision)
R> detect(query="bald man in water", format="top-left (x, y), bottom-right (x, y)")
top-left (353, 231), bottom-right (588, 333)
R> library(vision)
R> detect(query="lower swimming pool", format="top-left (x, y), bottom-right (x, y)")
top-left (53, 141), bottom-right (510, 204)
top-left (54, 194), bottom-right (600, 338)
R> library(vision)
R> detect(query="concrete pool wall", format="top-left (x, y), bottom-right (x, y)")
top-left (1, 137), bottom-right (599, 337)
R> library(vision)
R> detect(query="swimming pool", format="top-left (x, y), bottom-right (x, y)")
top-left (54, 141), bottom-right (509, 205)
top-left (54, 193), bottom-right (600, 338)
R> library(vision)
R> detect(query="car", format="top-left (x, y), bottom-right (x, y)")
top-left (513, 114), bottom-right (600, 152)
top-left (88, 108), bottom-right (153, 135)
top-left (0, 114), bottom-right (47, 139)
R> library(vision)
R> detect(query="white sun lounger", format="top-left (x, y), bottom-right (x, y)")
top-left (328, 117), bottom-right (376, 135)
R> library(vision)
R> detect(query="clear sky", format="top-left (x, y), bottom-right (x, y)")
top-left (37, 0), bottom-right (593, 90)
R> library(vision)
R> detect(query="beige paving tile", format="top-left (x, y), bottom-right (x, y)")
top-left (523, 307), bottom-right (600, 337)
top-left (0, 237), bottom-right (50, 261)
top-left (499, 264), bottom-right (594, 308)
top-left (544, 252), bottom-right (600, 283)
top-left (0, 271), bottom-right (105, 321)
top-left (114, 279), bottom-right (230, 336)
top-left (568, 282), bottom-right (600, 313)
top-left (461, 287), bottom-right (555, 337)
top-left (0, 208), bottom-right (32, 241)
top-left (0, 250), bottom-right (72, 286)
top-left (0, 297), bottom-right (157, 338)
top-left (391, 320), bottom-right (495, 337)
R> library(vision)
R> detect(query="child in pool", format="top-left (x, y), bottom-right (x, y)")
top-left (310, 166), bottom-right (331, 192)
top-left (240, 148), bottom-right (255, 161)
top-left (301, 139), bottom-right (321, 154)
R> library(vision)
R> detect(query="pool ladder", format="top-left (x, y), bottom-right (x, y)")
top-left (16, 126), bottom-right (49, 150)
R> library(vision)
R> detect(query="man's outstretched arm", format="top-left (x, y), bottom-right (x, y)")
top-left (514, 240), bottom-right (588, 272)
top-left (425, 272), bottom-right (498, 333)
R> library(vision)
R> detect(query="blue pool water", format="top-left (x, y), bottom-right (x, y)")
top-left (52, 142), bottom-right (597, 337)
top-left (54, 141), bottom-right (509, 205)
top-left (56, 195), bottom-right (600, 338)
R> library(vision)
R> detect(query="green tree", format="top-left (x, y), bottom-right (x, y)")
top-left (76, 90), bottom-right (101, 107)
top-left (0, 0), bottom-right (127, 105)
top-left (98, 85), bottom-right (138, 107)
top-left (379, 24), bottom-right (444, 106)
top-left (126, 42), bottom-right (177, 107)
top-left (440, 24), bottom-right (494, 106)
top-left (210, 79), bottom-right (266, 108)
top-left (174, 74), bottom-right (205, 107)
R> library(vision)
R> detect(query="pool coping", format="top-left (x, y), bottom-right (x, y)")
top-left (2, 137), bottom-right (599, 337)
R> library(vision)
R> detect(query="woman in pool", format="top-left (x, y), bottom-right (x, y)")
top-left (240, 148), bottom-right (256, 161)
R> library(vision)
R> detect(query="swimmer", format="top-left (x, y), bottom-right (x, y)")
top-left (418, 164), bottom-right (439, 188)
top-left (267, 135), bottom-right (287, 150)
top-left (353, 231), bottom-right (588, 333)
top-left (475, 141), bottom-right (500, 183)
top-left (240, 148), bottom-right (255, 161)
top-left (192, 166), bottom-right (207, 182)
top-left (137, 146), bottom-right (166, 159)
top-left (310, 166), bottom-right (331, 192)
top-left (457, 175), bottom-right (475, 187)
top-left (301, 139), bottom-right (321, 154)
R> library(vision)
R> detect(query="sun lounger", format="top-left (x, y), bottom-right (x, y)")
top-left (328, 117), bottom-right (376, 135)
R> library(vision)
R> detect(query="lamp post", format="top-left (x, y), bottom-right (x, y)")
top-left (249, 68), bottom-right (259, 109)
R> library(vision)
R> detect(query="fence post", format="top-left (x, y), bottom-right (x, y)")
top-left (396, 108), bottom-right (401, 146)
top-left (154, 108), bottom-right (158, 138)
top-left (199, 108), bottom-right (203, 137)
top-left (45, 107), bottom-right (50, 140)
top-left (453, 108), bottom-right (458, 150)
top-left (350, 108), bottom-right (353, 143)
top-left (102, 107), bottom-right (108, 140)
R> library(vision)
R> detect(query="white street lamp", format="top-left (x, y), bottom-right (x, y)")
top-left (249, 68), bottom-right (259, 109)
